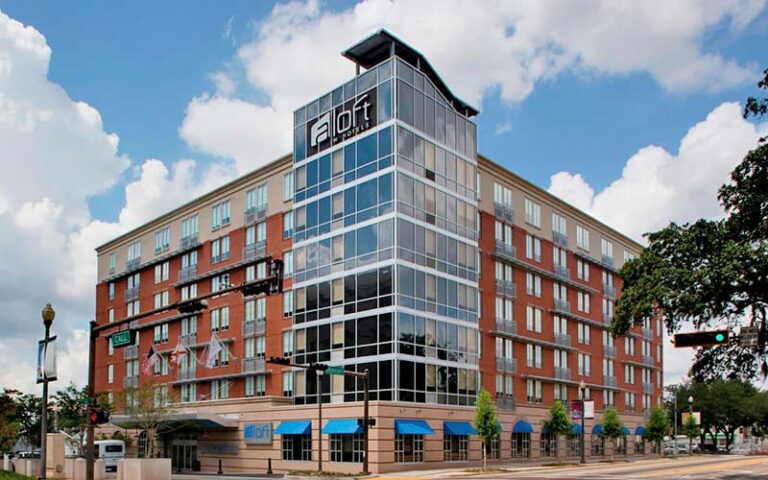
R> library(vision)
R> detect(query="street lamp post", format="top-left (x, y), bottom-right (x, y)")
top-left (673, 391), bottom-right (678, 456)
top-left (579, 380), bottom-right (586, 464)
top-left (39, 303), bottom-right (55, 480)
top-left (688, 395), bottom-right (694, 455)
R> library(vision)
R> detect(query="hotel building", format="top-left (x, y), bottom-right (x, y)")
top-left (94, 30), bottom-right (663, 473)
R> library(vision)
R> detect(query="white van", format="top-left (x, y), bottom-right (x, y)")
top-left (94, 440), bottom-right (125, 475)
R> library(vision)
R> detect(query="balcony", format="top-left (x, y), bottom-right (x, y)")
top-left (603, 283), bottom-right (617, 299)
top-left (495, 241), bottom-right (516, 261)
top-left (124, 345), bottom-right (139, 360)
top-left (603, 375), bottom-right (617, 388)
top-left (602, 255), bottom-right (615, 269)
top-left (126, 257), bottom-right (141, 271)
top-left (643, 409), bottom-right (652, 421)
top-left (554, 333), bottom-right (572, 347)
top-left (243, 320), bottom-right (266, 337)
top-left (604, 345), bottom-right (617, 357)
top-left (243, 357), bottom-right (267, 374)
top-left (643, 382), bottom-right (654, 395)
top-left (178, 264), bottom-right (198, 283)
top-left (555, 367), bottom-right (571, 381)
top-left (180, 333), bottom-right (197, 347)
top-left (642, 327), bottom-right (653, 339)
top-left (495, 318), bottom-right (516, 336)
top-left (641, 354), bottom-right (654, 367)
top-left (494, 202), bottom-right (514, 224)
top-left (181, 233), bottom-right (200, 250)
top-left (124, 376), bottom-right (139, 389)
top-left (496, 280), bottom-right (517, 298)
top-left (553, 231), bottom-right (568, 248)
top-left (603, 313), bottom-right (613, 325)
top-left (554, 265), bottom-right (570, 280)
top-left (554, 299), bottom-right (571, 314)
top-left (244, 205), bottom-right (267, 225)
top-left (496, 357), bottom-right (517, 373)
top-left (177, 368), bottom-right (196, 381)
top-left (243, 241), bottom-right (267, 262)
top-left (496, 395), bottom-right (516, 411)
top-left (124, 287), bottom-right (140, 302)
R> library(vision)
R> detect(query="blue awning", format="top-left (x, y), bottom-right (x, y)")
top-left (572, 424), bottom-right (583, 435)
top-left (621, 427), bottom-right (630, 436)
top-left (444, 421), bottom-right (477, 436)
top-left (274, 420), bottom-right (311, 435)
top-left (636, 426), bottom-right (646, 436)
top-left (592, 424), bottom-right (603, 435)
top-left (513, 420), bottom-right (534, 433)
top-left (322, 419), bottom-right (362, 435)
top-left (395, 419), bottom-right (435, 435)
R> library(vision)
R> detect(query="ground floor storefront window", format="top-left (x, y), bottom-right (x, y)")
top-left (567, 435), bottom-right (582, 457)
top-left (443, 434), bottom-right (469, 461)
top-left (592, 435), bottom-right (605, 456)
top-left (635, 438), bottom-right (645, 454)
top-left (616, 436), bottom-right (627, 455)
top-left (512, 433), bottom-right (531, 458)
top-left (485, 436), bottom-right (500, 460)
top-left (540, 433), bottom-right (557, 458)
top-left (282, 434), bottom-right (311, 461)
top-left (396, 434), bottom-right (424, 463)
top-left (330, 434), bottom-right (364, 463)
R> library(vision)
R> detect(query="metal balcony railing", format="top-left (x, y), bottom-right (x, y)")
top-left (124, 376), bottom-right (139, 388)
top-left (126, 257), bottom-right (141, 271)
top-left (243, 241), bottom-right (267, 262)
top-left (494, 202), bottom-right (514, 224)
top-left (244, 205), bottom-right (267, 225)
top-left (643, 409), bottom-right (651, 420)
top-left (554, 265), bottom-right (570, 280)
top-left (124, 287), bottom-right (140, 302)
top-left (643, 382), bottom-right (654, 395)
top-left (177, 368), bottom-right (196, 381)
top-left (178, 264), bottom-right (198, 283)
top-left (181, 234), bottom-right (199, 250)
top-left (555, 367), bottom-right (571, 381)
top-left (496, 280), bottom-right (517, 298)
top-left (642, 327), bottom-right (653, 339)
top-left (123, 345), bottom-right (139, 360)
top-left (496, 357), bottom-right (517, 373)
top-left (496, 395), bottom-right (516, 411)
top-left (554, 299), bottom-right (571, 314)
top-left (554, 333), bottom-right (572, 347)
top-left (603, 313), bottom-right (613, 325)
top-left (495, 318), bottom-right (516, 336)
top-left (603, 375), bottom-right (617, 387)
top-left (243, 357), bottom-right (266, 373)
top-left (602, 255), bottom-right (615, 269)
top-left (604, 345), bottom-right (617, 357)
top-left (641, 355), bottom-right (654, 367)
top-left (180, 333), bottom-right (197, 347)
top-left (495, 241), bottom-right (516, 261)
top-left (553, 231), bottom-right (568, 248)
top-left (603, 283), bottom-right (617, 299)
top-left (243, 320), bottom-right (266, 337)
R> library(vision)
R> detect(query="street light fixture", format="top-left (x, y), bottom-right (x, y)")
top-left (579, 380), bottom-right (586, 464)
top-left (39, 303), bottom-right (55, 480)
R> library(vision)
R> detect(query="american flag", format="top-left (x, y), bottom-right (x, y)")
top-left (140, 346), bottom-right (160, 376)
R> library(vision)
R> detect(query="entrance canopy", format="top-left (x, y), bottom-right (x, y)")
top-left (110, 412), bottom-right (237, 431)
top-left (513, 420), bottom-right (533, 433)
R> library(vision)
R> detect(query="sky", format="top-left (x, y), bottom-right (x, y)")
top-left (0, 0), bottom-right (766, 394)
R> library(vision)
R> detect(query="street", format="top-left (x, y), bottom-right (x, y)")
top-left (376, 455), bottom-right (768, 480)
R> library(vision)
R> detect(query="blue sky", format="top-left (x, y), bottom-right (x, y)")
top-left (0, 1), bottom-right (767, 391)
top-left (2, 1), bottom-right (766, 223)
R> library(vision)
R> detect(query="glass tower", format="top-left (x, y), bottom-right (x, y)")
top-left (290, 32), bottom-right (480, 407)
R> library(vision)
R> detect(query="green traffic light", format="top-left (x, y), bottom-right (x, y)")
top-left (715, 333), bottom-right (725, 342)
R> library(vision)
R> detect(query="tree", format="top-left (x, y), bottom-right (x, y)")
top-left (116, 381), bottom-right (176, 458)
top-left (602, 407), bottom-right (624, 461)
top-left (611, 66), bottom-right (768, 381)
top-left (14, 392), bottom-right (52, 451)
top-left (682, 414), bottom-right (701, 455)
top-left (473, 390), bottom-right (499, 470)
top-left (645, 407), bottom-right (670, 455)
top-left (52, 383), bottom-right (91, 456)
top-left (543, 401), bottom-right (571, 461)
top-left (0, 389), bottom-right (20, 453)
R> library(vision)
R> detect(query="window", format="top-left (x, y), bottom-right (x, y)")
top-left (181, 215), bottom-right (199, 240)
top-left (211, 200), bottom-right (231, 230)
top-left (623, 249), bottom-right (635, 262)
top-left (526, 344), bottom-right (542, 369)
top-left (603, 358), bottom-right (615, 377)
top-left (108, 364), bottom-right (114, 384)
top-left (211, 380), bottom-right (229, 400)
top-left (211, 236), bottom-right (230, 263)
top-left (108, 283), bottom-right (115, 300)
top-left (395, 434), bottom-right (424, 463)
top-left (602, 298), bottom-right (614, 319)
top-left (553, 246), bottom-right (567, 268)
top-left (108, 253), bottom-right (116, 274)
top-left (525, 234), bottom-right (541, 262)
top-left (282, 371), bottom-right (294, 397)
top-left (495, 221), bottom-right (513, 247)
top-left (246, 222), bottom-right (267, 246)
top-left (601, 238), bottom-right (613, 258)
top-left (284, 172), bottom-right (294, 201)
top-left (577, 292), bottom-right (590, 313)
top-left (108, 308), bottom-right (114, 323)
top-left (181, 384), bottom-right (197, 403)
top-left (127, 241), bottom-right (141, 262)
top-left (526, 379), bottom-right (542, 402)
top-left (181, 283), bottom-right (198, 301)
top-left (493, 182), bottom-right (513, 207)
top-left (576, 260), bottom-right (590, 281)
top-left (282, 433), bottom-right (312, 461)
top-left (552, 212), bottom-right (567, 236)
top-left (512, 433), bottom-right (531, 458)
top-left (154, 227), bottom-right (170, 253)
top-left (126, 300), bottom-right (140, 317)
top-left (181, 316), bottom-right (197, 336)
top-left (331, 434), bottom-right (364, 463)
top-left (245, 376), bottom-right (266, 397)
top-left (576, 225), bottom-right (590, 250)
top-left (212, 273), bottom-right (231, 292)
top-left (154, 262), bottom-right (169, 284)
top-left (525, 306), bottom-right (542, 333)
top-left (625, 365), bottom-right (635, 385)
top-left (283, 290), bottom-right (294, 317)
top-left (284, 251), bottom-right (294, 276)
top-left (624, 337), bottom-right (635, 356)
top-left (153, 291), bottom-right (169, 309)
top-left (625, 392), bottom-right (636, 411)
top-left (578, 353), bottom-right (591, 376)
top-left (525, 273), bottom-right (541, 297)
top-left (181, 250), bottom-right (198, 271)
top-left (211, 306), bottom-right (230, 332)
top-left (443, 434), bottom-right (469, 461)
top-left (153, 323), bottom-right (169, 344)
top-left (577, 323), bottom-right (590, 345)
top-left (283, 331), bottom-right (294, 356)
top-left (246, 184), bottom-right (268, 213)
top-left (524, 198), bottom-right (541, 227)
top-left (603, 390), bottom-right (615, 407)
top-left (495, 297), bottom-right (513, 322)
top-left (284, 211), bottom-right (294, 239)
top-left (554, 383), bottom-right (568, 401)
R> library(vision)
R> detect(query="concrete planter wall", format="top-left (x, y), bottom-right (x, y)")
top-left (117, 458), bottom-right (172, 480)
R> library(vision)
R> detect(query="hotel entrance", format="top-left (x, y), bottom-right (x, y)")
top-left (171, 435), bottom-right (198, 472)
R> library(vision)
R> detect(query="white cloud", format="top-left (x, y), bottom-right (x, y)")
top-left (495, 122), bottom-right (512, 135)
top-left (180, 0), bottom-right (764, 173)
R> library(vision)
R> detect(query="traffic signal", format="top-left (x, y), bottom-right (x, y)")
top-left (309, 362), bottom-right (328, 372)
top-left (267, 356), bottom-right (291, 366)
top-left (241, 279), bottom-right (271, 297)
top-left (673, 330), bottom-right (729, 348)
top-left (270, 259), bottom-right (284, 294)
top-left (357, 417), bottom-right (376, 427)
top-left (90, 409), bottom-right (110, 425)
top-left (177, 299), bottom-right (208, 314)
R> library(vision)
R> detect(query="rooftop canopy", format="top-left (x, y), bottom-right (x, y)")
top-left (110, 412), bottom-right (238, 432)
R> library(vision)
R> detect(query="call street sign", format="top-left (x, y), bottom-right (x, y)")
top-left (325, 366), bottom-right (346, 376)
top-left (111, 330), bottom-right (135, 348)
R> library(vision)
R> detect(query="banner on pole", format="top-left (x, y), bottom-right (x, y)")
top-left (36, 336), bottom-right (57, 384)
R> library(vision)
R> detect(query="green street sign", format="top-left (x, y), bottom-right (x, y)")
top-left (111, 330), bottom-right (134, 348)
top-left (325, 366), bottom-right (345, 376)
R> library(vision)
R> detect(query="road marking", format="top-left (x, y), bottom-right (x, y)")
top-left (638, 457), bottom-right (768, 477)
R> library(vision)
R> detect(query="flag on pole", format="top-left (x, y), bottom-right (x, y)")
top-left (169, 341), bottom-right (187, 367)
top-left (140, 346), bottom-right (160, 376)
top-left (205, 334), bottom-right (223, 369)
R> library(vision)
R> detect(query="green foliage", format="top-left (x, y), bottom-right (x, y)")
top-left (645, 407), bottom-right (670, 446)
top-left (682, 414), bottom-right (701, 444)
top-left (473, 390), bottom-right (499, 442)
top-left (602, 408), bottom-right (624, 440)
top-left (544, 401), bottom-right (572, 438)
top-left (0, 390), bottom-right (20, 453)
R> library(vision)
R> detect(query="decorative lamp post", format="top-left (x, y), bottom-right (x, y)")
top-left (39, 303), bottom-right (55, 480)
top-left (580, 380), bottom-right (586, 464)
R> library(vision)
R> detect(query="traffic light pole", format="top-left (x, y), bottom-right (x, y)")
top-left (86, 320), bottom-right (96, 480)
top-left (362, 369), bottom-right (369, 475)
top-left (317, 370), bottom-right (323, 473)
